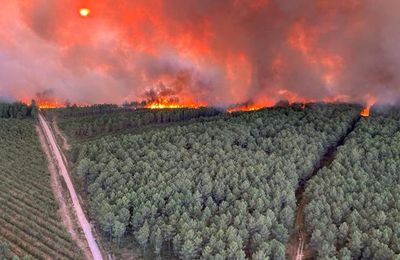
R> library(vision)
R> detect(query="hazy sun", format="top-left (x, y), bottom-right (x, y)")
top-left (79, 8), bottom-right (90, 17)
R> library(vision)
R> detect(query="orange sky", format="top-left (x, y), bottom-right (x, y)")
top-left (1, 0), bottom-right (400, 107)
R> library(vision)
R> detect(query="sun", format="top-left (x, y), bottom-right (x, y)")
top-left (79, 8), bottom-right (90, 17)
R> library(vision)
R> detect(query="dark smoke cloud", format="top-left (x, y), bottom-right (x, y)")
top-left (36, 89), bottom-right (54, 99)
top-left (0, 0), bottom-right (399, 106)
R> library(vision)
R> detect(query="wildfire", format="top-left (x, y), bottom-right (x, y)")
top-left (360, 96), bottom-right (376, 117)
top-left (360, 107), bottom-right (370, 117)
top-left (146, 102), bottom-right (187, 109)
top-left (37, 100), bottom-right (62, 109)
top-left (145, 97), bottom-right (202, 109)
top-left (21, 97), bottom-right (62, 109)
top-left (227, 104), bottom-right (265, 113)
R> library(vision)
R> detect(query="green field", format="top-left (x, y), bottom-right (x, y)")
top-left (0, 119), bottom-right (83, 259)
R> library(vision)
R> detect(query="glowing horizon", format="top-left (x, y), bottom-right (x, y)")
top-left (1, 1), bottom-right (399, 108)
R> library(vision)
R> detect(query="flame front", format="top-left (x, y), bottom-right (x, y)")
top-left (227, 104), bottom-right (265, 113)
top-left (21, 99), bottom-right (61, 109)
top-left (145, 97), bottom-right (203, 109)
top-left (4, 1), bottom-right (394, 110)
top-left (37, 100), bottom-right (62, 109)
top-left (20, 96), bottom-right (62, 109)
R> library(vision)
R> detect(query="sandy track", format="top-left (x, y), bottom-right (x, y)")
top-left (36, 125), bottom-right (92, 259)
top-left (39, 113), bottom-right (103, 260)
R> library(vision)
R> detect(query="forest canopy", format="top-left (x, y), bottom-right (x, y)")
top-left (49, 107), bottom-right (222, 140)
top-left (305, 107), bottom-right (400, 259)
top-left (73, 104), bottom-right (361, 259)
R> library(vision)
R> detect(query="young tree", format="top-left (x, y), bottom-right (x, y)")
top-left (253, 249), bottom-right (268, 260)
top-left (338, 247), bottom-right (352, 260)
top-left (173, 234), bottom-right (182, 255)
top-left (180, 239), bottom-right (196, 260)
top-left (76, 158), bottom-right (92, 194)
top-left (136, 220), bottom-right (150, 252)
top-left (153, 227), bottom-right (163, 255)
top-left (113, 221), bottom-right (126, 247)
top-left (30, 99), bottom-right (38, 119)
top-left (348, 230), bottom-right (363, 258)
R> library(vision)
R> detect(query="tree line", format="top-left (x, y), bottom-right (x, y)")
top-left (55, 107), bottom-right (222, 140)
top-left (0, 101), bottom-right (37, 119)
top-left (49, 104), bottom-right (121, 118)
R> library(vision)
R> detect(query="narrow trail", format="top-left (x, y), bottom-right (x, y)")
top-left (38, 113), bottom-right (104, 260)
top-left (287, 115), bottom-right (361, 260)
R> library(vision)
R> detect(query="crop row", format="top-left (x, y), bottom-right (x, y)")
top-left (0, 119), bottom-right (83, 259)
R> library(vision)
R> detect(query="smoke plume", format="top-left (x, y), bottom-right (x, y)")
top-left (1, 0), bottom-right (400, 107)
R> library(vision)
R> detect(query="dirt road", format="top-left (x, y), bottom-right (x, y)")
top-left (36, 125), bottom-right (92, 259)
top-left (296, 233), bottom-right (304, 260)
top-left (39, 113), bottom-right (103, 260)
top-left (286, 115), bottom-right (361, 260)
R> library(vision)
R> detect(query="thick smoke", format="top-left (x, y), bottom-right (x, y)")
top-left (0, 0), bottom-right (399, 106)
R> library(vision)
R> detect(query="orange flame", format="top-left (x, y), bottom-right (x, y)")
top-left (360, 96), bottom-right (376, 117)
top-left (38, 103), bottom-right (60, 109)
top-left (20, 97), bottom-right (62, 109)
top-left (360, 107), bottom-right (370, 117)
top-left (37, 100), bottom-right (62, 109)
top-left (227, 104), bottom-right (265, 113)
top-left (145, 97), bottom-right (203, 109)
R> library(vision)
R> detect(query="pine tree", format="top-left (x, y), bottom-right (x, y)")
top-left (180, 240), bottom-right (196, 260)
top-left (136, 220), bottom-right (150, 252)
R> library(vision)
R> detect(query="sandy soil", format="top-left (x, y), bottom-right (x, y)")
top-left (38, 113), bottom-right (103, 259)
top-left (39, 113), bottom-right (103, 260)
top-left (286, 195), bottom-right (311, 260)
top-left (36, 125), bottom-right (92, 259)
